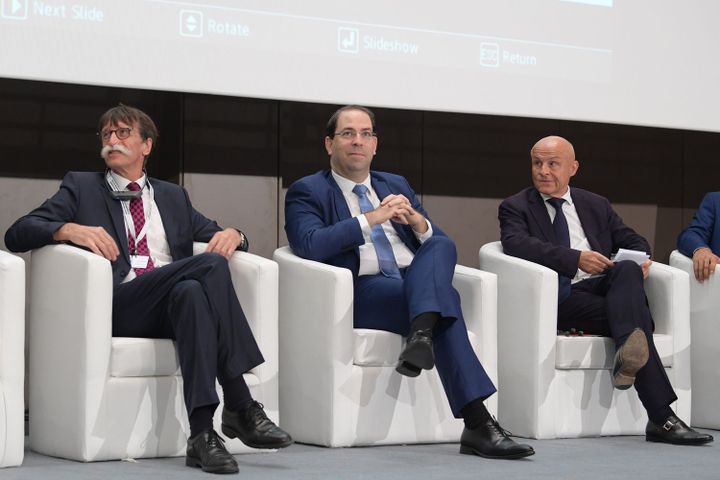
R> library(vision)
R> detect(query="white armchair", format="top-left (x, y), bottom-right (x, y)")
top-left (0, 250), bottom-right (25, 468)
top-left (273, 246), bottom-right (497, 447)
top-left (28, 243), bottom-right (278, 461)
top-left (670, 250), bottom-right (720, 429)
top-left (479, 241), bottom-right (690, 439)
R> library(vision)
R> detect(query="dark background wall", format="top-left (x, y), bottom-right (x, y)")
top-left (2, 77), bottom-right (719, 264)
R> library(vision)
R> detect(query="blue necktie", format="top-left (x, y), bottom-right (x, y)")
top-left (353, 184), bottom-right (402, 279)
top-left (547, 197), bottom-right (572, 303)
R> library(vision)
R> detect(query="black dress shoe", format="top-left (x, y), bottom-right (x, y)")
top-left (222, 401), bottom-right (293, 449)
top-left (396, 329), bottom-right (434, 377)
top-left (459, 418), bottom-right (535, 459)
top-left (612, 328), bottom-right (649, 390)
top-left (646, 415), bottom-right (714, 445)
top-left (186, 429), bottom-right (239, 474)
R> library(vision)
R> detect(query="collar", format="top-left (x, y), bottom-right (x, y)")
top-left (539, 186), bottom-right (574, 206)
top-left (331, 170), bottom-right (371, 195)
top-left (110, 170), bottom-right (147, 190)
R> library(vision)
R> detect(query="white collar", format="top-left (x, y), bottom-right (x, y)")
top-left (110, 170), bottom-right (147, 190)
top-left (331, 170), bottom-right (371, 195)
top-left (540, 186), bottom-right (574, 206)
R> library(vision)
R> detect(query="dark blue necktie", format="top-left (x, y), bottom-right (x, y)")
top-left (353, 184), bottom-right (402, 279)
top-left (547, 197), bottom-right (572, 302)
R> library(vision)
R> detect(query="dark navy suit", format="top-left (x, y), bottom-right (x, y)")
top-left (285, 169), bottom-right (496, 416)
top-left (677, 191), bottom-right (720, 257)
top-left (4, 171), bottom-right (263, 415)
top-left (499, 186), bottom-right (677, 416)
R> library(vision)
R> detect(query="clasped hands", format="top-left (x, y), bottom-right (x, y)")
top-left (578, 250), bottom-right (651, 279)
top-left (53, 223), bottom-right (242, 261)
top-left (364, 194), bottom-right (428, 234)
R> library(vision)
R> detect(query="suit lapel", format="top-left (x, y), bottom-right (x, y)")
top-left (99, 180), bottom-right (130, 263)
top-left (324, 171), bottom-right (352, 222)
top-left (528, 189), bottom-right (556, 243)
top-left (572, 191), bottom-right (601, 251)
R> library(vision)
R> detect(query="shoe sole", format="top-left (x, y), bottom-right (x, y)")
top-left (613, 329), bottom-right (649, 390)
top-left (186, 456), bottom-right (239, 474)
top-left (459, 444), bottom-right (535, 459)
top-left (395, 361), bottom-right (421, 377)
top-left (398, 342), bottom-right (435, 370)
top-left (645, 434), bottom-right (714, 446)
top-left (221, 425), bottom-right (294, 449)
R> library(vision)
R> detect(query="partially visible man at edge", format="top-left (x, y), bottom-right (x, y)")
top-left (677, 192), bottom-right (720, 282)
top-left (4, 104), bottom-right (292, 475)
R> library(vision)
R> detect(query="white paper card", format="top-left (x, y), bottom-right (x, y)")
top-left (130, 255), bottom-right (150, 269)
top-left (612, 248), bottom-right (650, 265)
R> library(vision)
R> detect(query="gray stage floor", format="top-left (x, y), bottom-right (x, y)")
top-left (4, 430), bottom-right (720, 480)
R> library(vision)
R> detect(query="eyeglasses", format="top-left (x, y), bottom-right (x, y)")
top-left (333, 130), bottom-right (377, 140)
top-left (98, 127), bottom-right (133, 142)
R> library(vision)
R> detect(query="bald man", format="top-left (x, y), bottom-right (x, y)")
top-left (498, 136), bottom-right (711, 446)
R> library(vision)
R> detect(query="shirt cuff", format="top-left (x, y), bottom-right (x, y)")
top-left (414, 220), bottom-right (433, 243)
top-left (357, 214), bottom-right (372, 243)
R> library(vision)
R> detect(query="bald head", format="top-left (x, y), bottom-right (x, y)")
top-left (530, 135), bottom-right (578, 197)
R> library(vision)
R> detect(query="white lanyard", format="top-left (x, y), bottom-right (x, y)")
top-left (106, 173), bottom-right (154, 251)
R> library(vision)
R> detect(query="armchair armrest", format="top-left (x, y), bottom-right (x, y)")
top-left (0, 250), bottom-right (25, 467)
top-left (29, 244), bottom-right (113, 453)
top-left (479, 241), bottom-right (558, 435)
top-left (273, 246), bottom-right (354, 441)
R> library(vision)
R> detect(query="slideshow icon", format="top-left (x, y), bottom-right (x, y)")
top-left (338, 27), bottom-right (359, 54)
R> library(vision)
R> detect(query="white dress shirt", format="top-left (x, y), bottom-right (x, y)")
top-left (110, 171), bottom-right (173, 283)
top-left (540, 187), bottom-right (592, 283)
top-left (331, 170), bottom-right (432, 276)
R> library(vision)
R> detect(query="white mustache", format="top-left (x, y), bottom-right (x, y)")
top-left (101, 144), bottom-right (131, 159)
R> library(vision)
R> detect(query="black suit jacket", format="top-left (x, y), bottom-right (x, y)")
top-left (498, 186), bottom-right (650, 280)
top-left (5, 171), bottom-right (227, 286)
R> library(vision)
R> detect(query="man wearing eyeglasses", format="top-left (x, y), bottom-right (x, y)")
top-left (284, 105), bottom-right (534, 459)
top-left (5, 104), bottom-right (292, 474)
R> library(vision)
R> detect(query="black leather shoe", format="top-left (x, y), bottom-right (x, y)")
top-left (186, 429), bottom-right (239, 474)
top-left (646, 415), bottom-right (714, 445)
top-left (396, 329), bottom-right (434, 377)
top-left (612, 328), bottom-right (649, 390)
top-left (222, 401), bottom-right (293, 449)
top-left (459, 418), bottom-right (535, 459)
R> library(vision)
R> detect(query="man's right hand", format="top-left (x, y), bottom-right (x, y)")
top-left (365, 200), bottom-right (413, 228)
top-left (692, 247), bottom-right (719, 283)
top-left (53, 223), bottom-right (120, 261)
top-left (578, 250), bottom-right (614, 275)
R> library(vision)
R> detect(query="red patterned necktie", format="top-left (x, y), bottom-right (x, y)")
top-left (127, 181), bottom-right (154, 275)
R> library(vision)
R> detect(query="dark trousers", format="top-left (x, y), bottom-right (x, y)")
top-left (353, 235), bottom-right (497, 417)
top-left (111, 253), bottom-right (264, 415)
top-left (558, 260), bottom-right (677, 415)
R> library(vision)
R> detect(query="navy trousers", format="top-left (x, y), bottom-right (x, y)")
top-left (111, 253), bottom-right (264, 415)
top-left (353, 235), bottom-right (496, 417)
top-left (557, 260), bottom-right (677, 415)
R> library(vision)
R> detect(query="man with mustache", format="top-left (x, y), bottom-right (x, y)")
top-left (5, 104), bottom-right (292, 474)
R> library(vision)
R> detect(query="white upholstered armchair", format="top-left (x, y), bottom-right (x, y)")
top-left (0, 250), bottom-right (25, 468)
top-left (273, 245), bottom-right (498, 447)
top-left (669, 249), bottom-right (720, 429)
top-left (28, 243), bottom-right (278, 461)
top-left (479, 241), bottom-right (691, 439)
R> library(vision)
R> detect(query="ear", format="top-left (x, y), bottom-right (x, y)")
top-left (570, 159), bottom-right (579, 176)
top-left (324, 136), bottom-right (333, 155)
top-left (142, 137), bottom-right (153, 157)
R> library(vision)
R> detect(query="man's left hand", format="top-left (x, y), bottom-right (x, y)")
top-left (206, 228), bottom-right (242, 259)
top-left (380, 194), bottom-right (428, 234)
top-left (640, 259), bottom-right (652, 279)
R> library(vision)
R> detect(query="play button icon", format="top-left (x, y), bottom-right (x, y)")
top-left (1, 0), bottom-right (28, 19)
